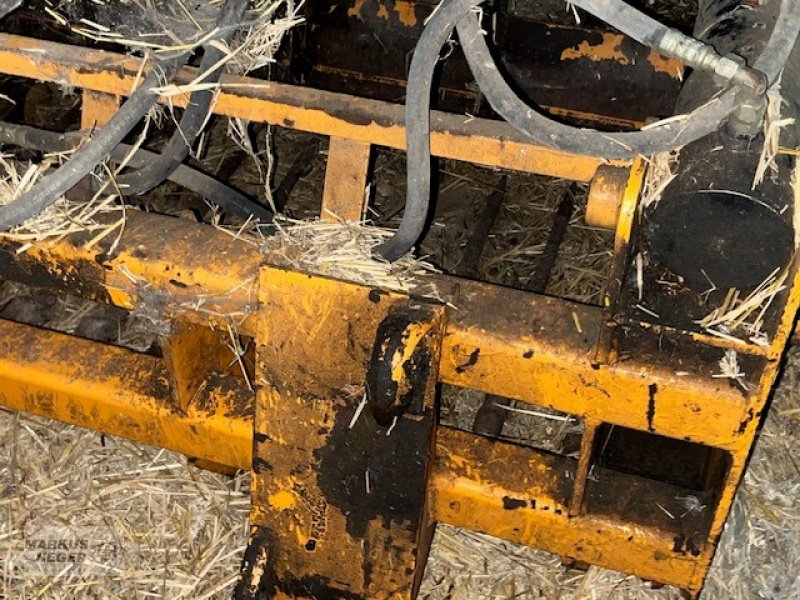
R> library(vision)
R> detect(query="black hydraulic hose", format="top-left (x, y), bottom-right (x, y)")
top-left (374, 0), bottom-right (800, 260)
top-left (372, 0), bottom-right (451, 260)
top-left (0, 121), bottom-right (273, 222)
top-left (0, 56), bottom-right (186, 231)
top-left (0, 0), bottom-right (21, 20)
top-left (572, 0), bottom-right (795, 87)
top-left (455, 0), bottom-right (800, 159)
top-left (116, 0), bottom-right (249, 196)
top-left (569, 0), bottom-right (767, 92)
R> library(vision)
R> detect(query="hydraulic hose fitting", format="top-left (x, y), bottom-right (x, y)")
top-left (727, 90), bottom-right (768, 139)
top-left (657, 29), bottom-right (768, 95)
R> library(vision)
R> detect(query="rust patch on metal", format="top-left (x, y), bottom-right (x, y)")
top-left (647, 49), bottom-right (683, 78)
top-left (561, 33), bottom-right (630, 65)
top-left (393, 0), bottom-right (418, 27)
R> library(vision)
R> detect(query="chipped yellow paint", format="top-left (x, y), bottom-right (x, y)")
top-left (394, 0), bottom-right (418, 27)
top-left (376, 3), bottom-right (389, 19)
top-left (105, 286), bottom-right (135, 310)
top-left (615, 156), bottom-right (646, 248)
top-left (647, 48), bottom-right (684, 79)
top-left (347, 0), bottom-right (366, 19)
top-left (561, 33), bottom-right (629, 65)
top-left (269, 490), bottom-right (297, 511)
top-left (390, 320), bottom-right (435, 384)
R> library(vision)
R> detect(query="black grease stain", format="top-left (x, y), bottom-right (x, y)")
top-left (0, 242), bottom-right (112, 304)
top-left (274, 574), bottom-right (363, 600)
top-left (368, 289), bottom-right (384, 303)
top-left (455, 348), bottom-right (480, 373)
top-left (647, 383), bottom-right (658, 432)
top-left (234, 525), bottom-right (276, 599)
top-left (253, 456), bottom-right (273, 473)
top-left (365, 307), bottom-right (432, 425)
top-left (315, 403), bottom-right (433, 540)
top-left (737, 408), bottom-right (756, 434)
top-left (523, 349), bottom-right (534, 359)
top-left (502, 496), bottom-right (527, 510)
top-left (672, 533), bottom-right (702, 557)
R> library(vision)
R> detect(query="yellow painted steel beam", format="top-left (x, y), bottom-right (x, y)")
top-left (0, 33), bottom-right (627, 182)
top-left (431, 427), bottom-right (707, 593)
top-left (0, 318), bottom-right (253, 470)
top-left (0, 211), bottom-right (759, 450)
top-left (0, 315), bottom-right (710, 593)
top-left (438, 276), bottom-right (756, 452)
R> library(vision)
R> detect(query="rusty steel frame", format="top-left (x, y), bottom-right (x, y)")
top-left (0, 33), bottom-right (627, 181)
top-left (0, 204), bottom-right (795, 596)
top-left (0, 31), bottom-right (795, 599)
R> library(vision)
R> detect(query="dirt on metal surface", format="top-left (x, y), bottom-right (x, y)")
top-left (0, 348), bottom-right (795, 598)
top-left (0, 123), bottom-right (796, 598)
top-left (420, 351), bottom-right (800, 600)
top-left (0, 26), bottom-right (795, 596)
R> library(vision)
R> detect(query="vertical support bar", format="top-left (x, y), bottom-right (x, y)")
top-left (321, 136), bottom-right (372, 222)
top-left (455, 176), bottom-right (507, 278)
top-left (692, 252), bottom-right (800, 588)
top-left (569, 419), bottom-right (599, 516)
top-left (594, 158), bottom-right (645, 364)
top-left (246, 267), bottom-right (443, 599)
top-left (81, 90), bottom-right (120, 129)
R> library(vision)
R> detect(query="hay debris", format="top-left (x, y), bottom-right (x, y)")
top-left (51, 0), bottom-right (223, 52)
top-left (712, 349), bottom-right (747, 389)
top-left (48, 0), bottom-right (303, 104)
top-left (754, 86), bottom-right (793, 190)
top-left (641, 150), bottom-right (680, 210)
top-left (703, 347), bottom-right (800, 600)
top-left (420, 524), bottom-right (683, 600)
top-left (229, 0), bottom-right (304, 75)
top-left (0, 409), bottom-right (249, 599)
top-left (698, 268), bottom-right (787, 345)
top-left (263, 217), bottom-right (440, 294)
